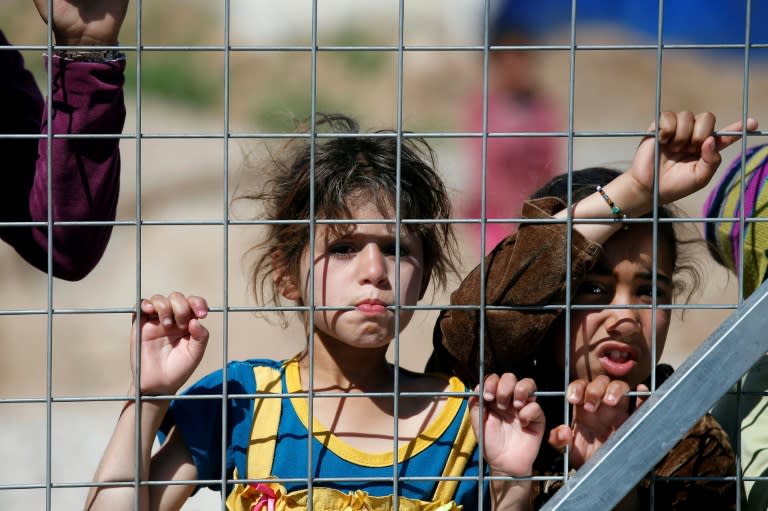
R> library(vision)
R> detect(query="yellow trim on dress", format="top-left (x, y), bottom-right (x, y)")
top-left (285, 357), bottom-right (465, 468)
top-left (228, 483), bottom-right (462, 511)
top-left (245, 365), bottom-right (285, 480)
top-left (225, 359), bottom-right (472, 511)
top-left (432, 405), bottom-right (476, 504)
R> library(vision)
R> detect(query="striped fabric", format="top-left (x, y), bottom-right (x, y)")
top-left (704, 144), bottom-right (768, 296)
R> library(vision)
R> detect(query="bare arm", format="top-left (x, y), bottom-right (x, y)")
top-left (84, 399), bottom-right (198, 510)
top-left (85, 293), bottom-right (209, 511)
top-left (556, 112), bottom-right (758, 245)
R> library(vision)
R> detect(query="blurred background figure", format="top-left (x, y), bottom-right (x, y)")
top-left (459, 2), bottom-right (564, 253)
top-left (459, 0), bottom-right (768, 256)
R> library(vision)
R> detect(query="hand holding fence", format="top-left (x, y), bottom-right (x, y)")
top-left (130, 292), bottom-right (209, 396)
top-left (32, 0), bottom-right (129, 46)
top-left (628, 112), bottom-right (758, 212)
top-left (548, 376), bottom-right (649, 470)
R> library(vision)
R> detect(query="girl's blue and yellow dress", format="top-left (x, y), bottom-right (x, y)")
top-left (159, 357), bottom-right (486, 511)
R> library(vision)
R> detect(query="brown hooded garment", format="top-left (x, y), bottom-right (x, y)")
top-left (429, 198), bottom-right (737, 510)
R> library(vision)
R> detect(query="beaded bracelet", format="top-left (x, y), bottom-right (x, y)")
top-left (596, 185), bottom-right (628, 229)
top-left (52, 48), bottom-right (125, 63)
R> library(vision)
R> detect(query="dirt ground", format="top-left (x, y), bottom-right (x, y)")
top-left (1, 26), bottom-right (767, 509)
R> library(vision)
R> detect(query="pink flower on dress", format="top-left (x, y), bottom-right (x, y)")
top-left (245, 482), bottom-right (278, 511)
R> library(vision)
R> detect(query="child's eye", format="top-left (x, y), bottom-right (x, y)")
top-left (638, 285), bottom-right (671, 303)
top-left (577, 282), bottom-right (607, 295)
top-left (575, 281), bottom-right (611, 304)
top-left (329, 243), bottom-right (356, 256)
top-left (384, 243), bottom-right (411, 257)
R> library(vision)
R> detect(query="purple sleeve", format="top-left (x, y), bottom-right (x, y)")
top-left (0, 30), bottom-right (126, 281)
top-left (0, 32), bottom-right (46, 266)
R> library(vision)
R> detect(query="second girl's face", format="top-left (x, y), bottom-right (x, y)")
top-left (557, 226), bottom-right (675, 389)
top-left (292, 200), bottom-right (426, 351)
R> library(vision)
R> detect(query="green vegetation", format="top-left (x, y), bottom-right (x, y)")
top-left (330, 28), bottom-right (388, 75)
top-left (251, 89), bottom-right (348, 132)
top-left (123, 54), bottom-right (221, 109)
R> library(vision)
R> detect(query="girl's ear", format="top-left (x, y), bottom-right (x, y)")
top-left (276, 272), bottom-right (301, 301)
top-left (272, 251), bottom-right (302, 301)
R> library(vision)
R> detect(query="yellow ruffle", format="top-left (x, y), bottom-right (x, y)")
top-left (226, 481), bottom-right (462, 511)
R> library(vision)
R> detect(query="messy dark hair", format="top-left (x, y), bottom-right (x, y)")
top-left (531, 167), bottom-right (702, 301)
top-left (239, 113), bottom-right (460, 320)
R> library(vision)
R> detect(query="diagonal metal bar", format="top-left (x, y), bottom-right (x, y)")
top-left (541, 278), bottom-right (768, 510)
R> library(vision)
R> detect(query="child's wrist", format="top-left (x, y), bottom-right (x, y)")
top-left (616, 172), bottom-right (657, 216)
top-left (490, 467), bottom-right (534, 479)
top-left (127, 381), bottom-right (176, 398)
top-left (121, 390), bottom-right (172, 415)
top-left (53, 32), bottom-right (120, 47)
top-left (489, 472), bottom-right (534, 511)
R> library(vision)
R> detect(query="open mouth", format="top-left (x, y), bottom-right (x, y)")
top-left (597, 344), bottom-right (638, 378)
top-left (604, 349), bottom-right (632, 363)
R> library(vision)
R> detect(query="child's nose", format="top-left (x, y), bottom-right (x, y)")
top-left (357, 244), bottom-right (388, 286)
top-left (605, 303), bottom-right (642, 339)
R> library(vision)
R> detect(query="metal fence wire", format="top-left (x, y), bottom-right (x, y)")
top-left (1, 0), bottom-right (768, 510)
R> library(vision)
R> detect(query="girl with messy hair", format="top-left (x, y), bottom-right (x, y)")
top-left (86, 114), bottom-right (546, 511)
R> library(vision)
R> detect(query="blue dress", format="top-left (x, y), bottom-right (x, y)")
top-left (160, 357), bottom-right (488, 510)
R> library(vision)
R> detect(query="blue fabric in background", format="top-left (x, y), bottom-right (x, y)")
top-left (491, 0), bottom-right (768, 51)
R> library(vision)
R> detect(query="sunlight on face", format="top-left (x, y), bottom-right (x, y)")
top-left (296, 200), bottom-right (426, 352)
top-left (558, 227), bottom-right (675, 388)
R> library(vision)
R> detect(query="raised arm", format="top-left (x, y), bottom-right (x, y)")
top-left (0, 0), bottom-right (128, 280)
top-left (430, 111), bottom-right (758, 387)
top-left (430, 197), bottom-right (604, 387)
top-left (85, 293), bottom-right (209, 511)
top-left (32, 0), bottom-right (129, 47)
top-left (557, 111), bottom-right (759, 245)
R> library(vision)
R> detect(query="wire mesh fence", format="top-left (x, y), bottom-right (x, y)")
top-left (1, 0), bottom-right (768, 510)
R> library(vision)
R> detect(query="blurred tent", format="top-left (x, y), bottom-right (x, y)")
top-left (490, 0), bottom-right (768, 51)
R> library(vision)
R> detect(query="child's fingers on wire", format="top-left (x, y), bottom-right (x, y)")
top-left (491, 373), bottom-right (532, 411)
top-left (635, 383), bottom-right (651, 408)
top-left (145, 294), bottom-right (173, 327)
top-left (669, 111), bottom-right (696, 151)
top-left (168, 291), bottom-right (194, 328)
top-left (649, 111), bottom-right (678, 144)
top-left (691, 112), bottom-right (716, 148)
top-left (697, 136), bottom-right (722, 178)
top-left (548, 424), bottom-right (573, 451)
top-left (603, 379), bottom-right (630, 408)
top-left (187, 295), bottom-right (209, 319)
top-left (187, 318), bottom-right (210, 343)
top-left (513, 377), bottom-right (537, 409)
top-left (493, 373), bottom-right (518, 410)
top-left (582, 375), bottom-right (611, 413)
top-left (714, 117), bottom-right (760, 151)
top-left (517, 401), bottom-right (545, 430)
top-left (131, 298), bottom-right (154, 323)
top-left (479, 373), bottom-right (500, 403)
top-left (566, 379), bottom-right (588, 405)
